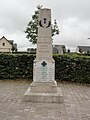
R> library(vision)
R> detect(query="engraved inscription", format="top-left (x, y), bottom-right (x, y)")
top-left (34, 61), bottom-right (54, 82)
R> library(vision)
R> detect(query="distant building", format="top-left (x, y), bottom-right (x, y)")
top-left (0, 36), bottom-right (17, 52)
top-left (27, 45), bottom-right (66, 55)
top-left (53, 45), bottom-right (66, 54)
top-left (76, 46), bottom-right (90, 53)
top-left (27, 48), bottom-right (36, 54)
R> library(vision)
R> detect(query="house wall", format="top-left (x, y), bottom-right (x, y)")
top-left (0, 37), bottom-right (12, 52)
top-left (53, 45), bottom-right (64, 54)
top-left (76, 47), bottom-right (79, 53)
top-left (56, 45), bottom-right (63, 54)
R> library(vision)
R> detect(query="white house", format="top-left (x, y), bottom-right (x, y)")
top-left (76, 46), bottom-right (90, 53)
top-left (53, 45), bottom-right (66, 54)
top-left (0, 36), bottom-right (17, 52)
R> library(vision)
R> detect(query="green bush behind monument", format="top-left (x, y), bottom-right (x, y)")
top-left (0, 54), bottom-right (90, 84)
top-left (54, 54), bottom-right (90, 84)
top-left (0, 54), bottom-right (35, 79)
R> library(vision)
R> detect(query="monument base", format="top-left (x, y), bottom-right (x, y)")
top-left (24, 81), bottom-right (64, 103)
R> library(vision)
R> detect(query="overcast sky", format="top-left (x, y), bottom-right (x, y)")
top-left (0, 0), bottom-right (90, 51)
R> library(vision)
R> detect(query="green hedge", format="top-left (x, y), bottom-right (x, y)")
top-left (54, 55), bottom-right (90, 83)
top-left (0, 54), bottom-right (90, 83)
top-left (0, 54), bottom-right (35, 79)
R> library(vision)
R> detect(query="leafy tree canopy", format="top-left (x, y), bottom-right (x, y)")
top-left (25, 5), bottom-right (60, 44)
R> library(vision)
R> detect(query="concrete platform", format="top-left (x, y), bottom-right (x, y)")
top-left (29, 81), bottom-right (57, 93)
top-left (24, 81), bottom-right (64, 103)
top-left (24, 87), bottom-right (63, 103)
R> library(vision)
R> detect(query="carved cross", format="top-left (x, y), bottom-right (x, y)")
top-left (41, 61), bottom-right (47, 67)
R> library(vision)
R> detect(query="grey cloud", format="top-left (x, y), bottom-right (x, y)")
top-left (0, 0), bottom-right (90, 51)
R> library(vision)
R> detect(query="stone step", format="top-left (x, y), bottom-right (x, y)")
top-left (24, 87), bottom-right (64, 103)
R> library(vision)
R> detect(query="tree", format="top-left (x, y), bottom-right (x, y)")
top-left (87, 50), bottom-right (90, 54)
top-left (27, 48), bottom-right (36, 54)
top-left (12, 44), bottom-right (18, 52)
top-left (25, 5), bottom-right (60, 44)
top-left (79, 48), bottom-right (82, 53)
top-left (67, 49), bottom-right (70, 53)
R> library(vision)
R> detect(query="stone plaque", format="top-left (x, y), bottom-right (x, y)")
top-left (33, 60), bottom-right (55, 82)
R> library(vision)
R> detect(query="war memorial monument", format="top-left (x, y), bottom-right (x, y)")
top-left (24, 8), bottom-right (63, 103)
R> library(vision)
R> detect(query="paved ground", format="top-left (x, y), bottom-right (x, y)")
top-left (0, 79), bottom-right (90, 120)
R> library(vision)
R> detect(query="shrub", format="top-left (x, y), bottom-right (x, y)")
top-left (0, 54), bottom-right (35, 79)
top-left (54, 55), bottom-right (90, 83)
top-left (0, 53), bottom-right (90, 83)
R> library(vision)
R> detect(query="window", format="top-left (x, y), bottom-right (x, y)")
top-left (3, 43), bottom-right (5, 46)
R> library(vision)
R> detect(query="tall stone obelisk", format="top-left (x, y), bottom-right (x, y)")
top-left (24, 8), bottom-right (63, 103)
top-left (33, 8), bottom-right (55, 85)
